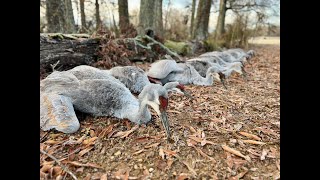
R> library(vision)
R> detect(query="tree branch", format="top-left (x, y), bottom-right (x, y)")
top-left (40, 149), bottom-right (78, 180)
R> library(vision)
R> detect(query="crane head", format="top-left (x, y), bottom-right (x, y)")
top-left (163, 82), bottom-right (193, 99)
top-left (140, 84), bottom-right (171, 140)
top-left (210, 72), bottom-right (221, 83)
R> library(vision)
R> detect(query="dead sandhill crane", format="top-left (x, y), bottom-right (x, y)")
top-left (224, 48), bottom-right (256, 60)
top-left (186, 59), bottom-right (243, 89)
top-left (147, 60), bottom-right (221, 86)
top-left (40, 71), bottom-right (172, 139)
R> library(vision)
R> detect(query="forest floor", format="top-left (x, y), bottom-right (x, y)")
top-left (40, 44), bottom-right (280, 180)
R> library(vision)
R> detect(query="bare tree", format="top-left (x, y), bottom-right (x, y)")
top-left (80, 0), bottom-right (87, 32)
top-left (46, 0), bottom-right (65, 33)
top-left (193, 0), bottom-right (212, 40)
top-left (215, 0), bottom-right (226, 38)
top-left (118, 0), bottom-right (129, 33)
top-left (95, 0), bottom-right (102, 30)
top-left (138, 0), bottom-right (163, 38)
top-left (190, 0), bottom-right (196, 37)
top-left (64, 0), bottom-right (76, 33)
top-left (154, 0), bottom-right (163, 37)
top-left (215, 0), bottom-right (275, 39)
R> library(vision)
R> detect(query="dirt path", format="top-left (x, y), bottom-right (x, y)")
top-left (40, 44), bottom-right (280, 180)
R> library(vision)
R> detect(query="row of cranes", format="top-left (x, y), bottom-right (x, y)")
top-left (40, 48), bottom-right (255, 140)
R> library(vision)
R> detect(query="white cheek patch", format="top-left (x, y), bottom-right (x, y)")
top-left (147, 101), bottom-right (161, 116)
top-left (172, 88), bottom-right (184, 95)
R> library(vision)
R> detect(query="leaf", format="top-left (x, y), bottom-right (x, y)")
top-left (76, 167), bottom-right (84, 173)
top-left (44, 140), bottom-right (61, 145)
top-left (100, 174), bottom-right (108, 180)
top-left (186, 139), bottom-right (197, 146)
top-left (260, 149), bottom-right (269, 160)
top-left (239, 132), bottom-right (261, 141)
top-left (276, 159), bottom-right (280, 171)
top-left (83, 173), bottom-right (91, 180)
top-left (187, 126), bottom-right (197, 133)
top-left (192, 145), bottom-right (216, 162)
top-left (242, 139), bottom-right (266, 145)
top-left (52, 166), bottom-right (62, 176)
top-left (221, 145), bottom-right (251, 162)
top-left (83, 137), bottom-right (98, 145)
top-left (90, 130), bottom-right (96, 137)
top-left (177, 173), bottom-right (189, 180)
top-left (132, 149), bottom-right (144, 155)
top-left (98, 124), bottom-right (114, 138)
top-left (112, 125), bottom-right (138, 138)
top-left (167, 158), bottom-right (174, 168)
top-left (62, 160), bottom-right (103, 169)
top-left (144, 142), bottom-right (160, 149)
top-left (163, 149), bottom-right (177, 156)
top-left (159, 147), bottom-right (165, 159)
top-left (78, 146), bottom-right (94, 157)
top-left (40, 164), bottom-right (53, 173)
top-left (180, 160), bottom-right (197, 176)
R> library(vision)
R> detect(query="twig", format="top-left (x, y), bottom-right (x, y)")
top-left (50, 60), bottom-right (60, 72)
top-left (142, 35), bottom-right (183, 61)
top-left (40, 149), bottom-right (78, 180)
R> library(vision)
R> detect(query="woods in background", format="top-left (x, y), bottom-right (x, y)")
top-left (40, 0), bottom-right (280, 48)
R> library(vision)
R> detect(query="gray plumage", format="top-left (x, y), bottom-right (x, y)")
top-left (147, 60), bottom-right (184, 79)
top-left (159, 63), bottom-right (221, 86)
top-left (68, 65), bottom-right (185, 95)
top-left (40, 70), bottom-right (172, 138)
top-left (108, 66), bottom-right (150, 94)
top-left (188, 59), bottom-right (243, 77)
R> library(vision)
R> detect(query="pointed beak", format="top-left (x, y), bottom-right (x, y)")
top-left (159, 110), bottom-right (170, 140)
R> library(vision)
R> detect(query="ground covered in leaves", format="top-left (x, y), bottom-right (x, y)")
top-left (40, 45), bottom-right (280, 180)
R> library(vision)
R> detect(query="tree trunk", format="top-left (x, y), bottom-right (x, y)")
top-left (138, 0), bottom-right (163, 38)
top-left (46, 0), bottom-right (66, 33)
top-left (95, 0), bottom-right (102, 30)
top-left (193, 0), bottom-right (212, 41)
top-left (138, 0), bottom-right (155, 35)
top-left (80, 0), bottom-right (87, 31)
top-left (118, 0), bottom-right (129, 33)
top-left (64, 0), bottom-right (76, 33)
top-left (215, 0), bottom-right (226, 39)
top-left (190, 0), bottom-right (196, 38)
top-left (40, 34), bottom-right (100, 73)
top-left (154, 0), bottom-right (163, 38)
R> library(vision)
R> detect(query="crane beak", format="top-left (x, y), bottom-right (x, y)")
top-left (159, 110), bottom-right (170, 140)
top-left (218, 72), bottom-right (227, 89)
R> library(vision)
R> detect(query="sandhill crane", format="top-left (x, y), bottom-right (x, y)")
top-left (40, 71), bottom-right (172, 139)
top-left (186, 59), bottom-right (244, 89)
top-left (147, 60), bottom-right (221, 86)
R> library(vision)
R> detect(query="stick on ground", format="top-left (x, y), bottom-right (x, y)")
top-left (40, 149), bottom-right (78, 180)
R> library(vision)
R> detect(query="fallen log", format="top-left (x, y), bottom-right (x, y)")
top-left (40, 33), bottom-right (100, 73)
